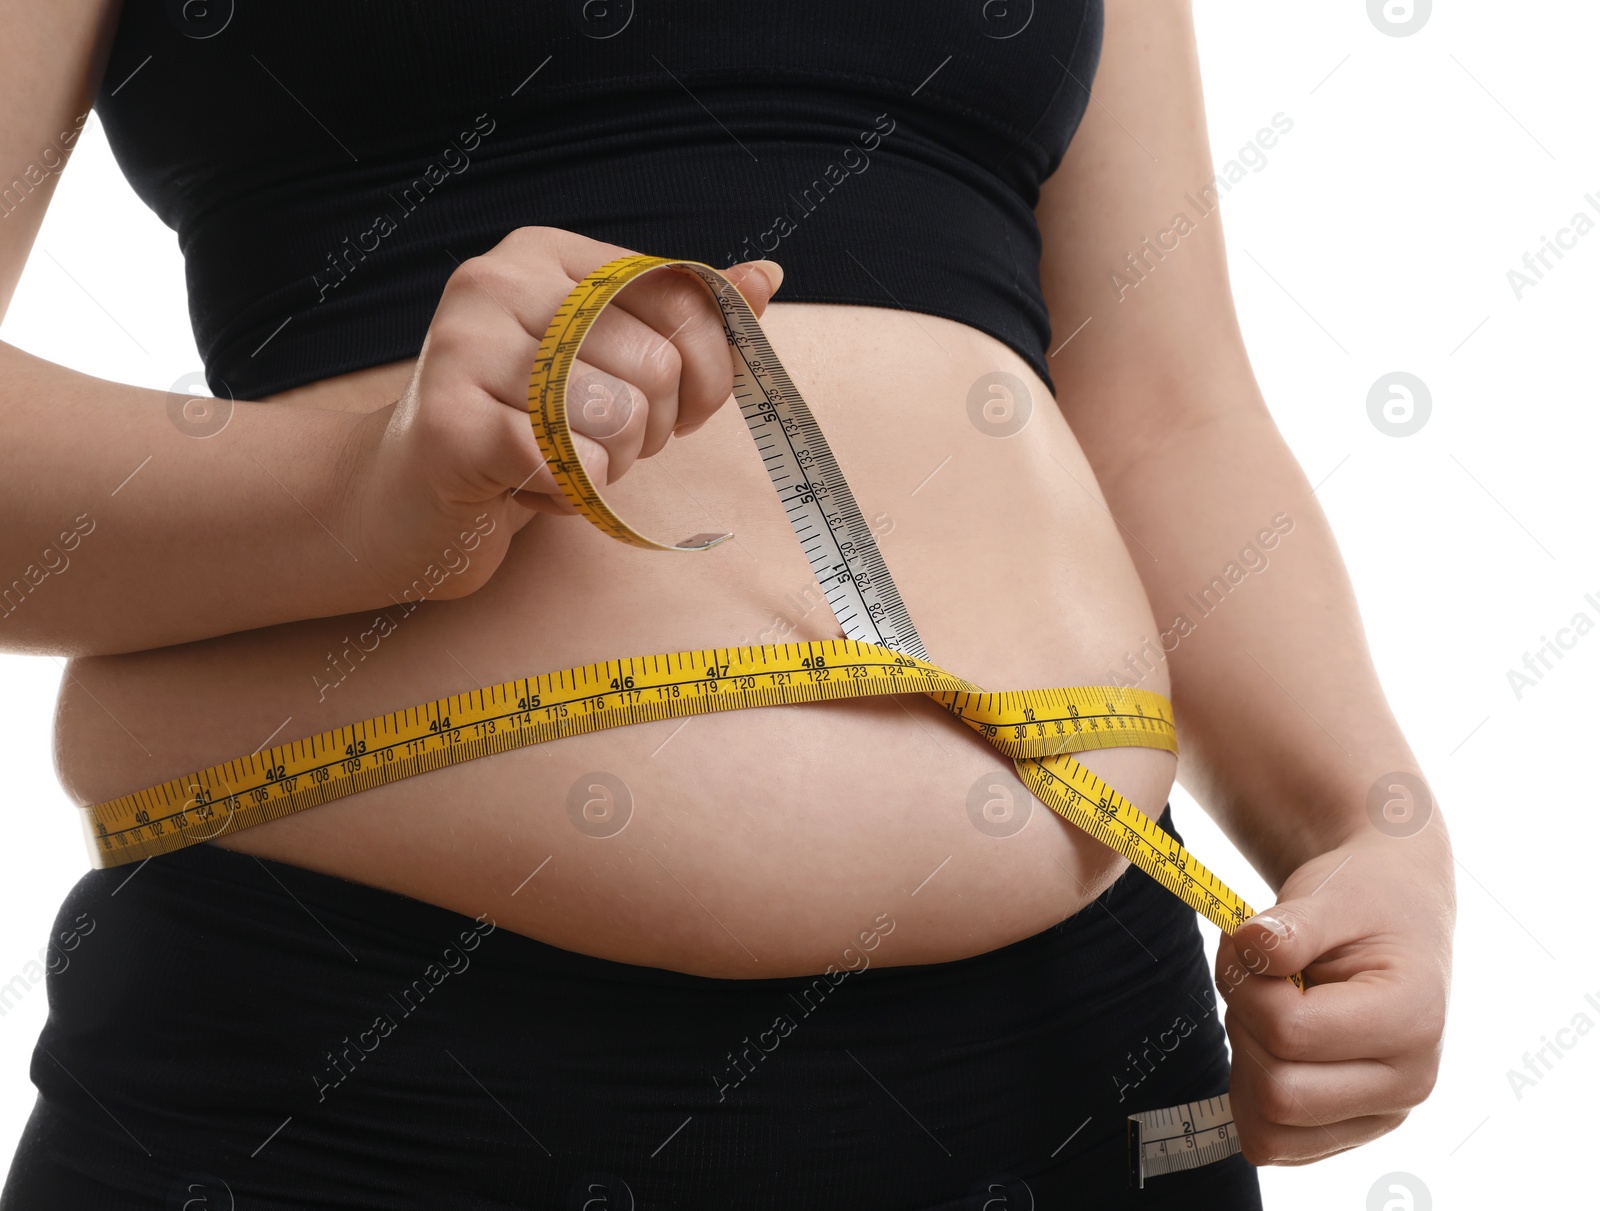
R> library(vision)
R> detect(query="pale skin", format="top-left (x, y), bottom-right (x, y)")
top-left (1, 0), bottom-right (1452, 1172)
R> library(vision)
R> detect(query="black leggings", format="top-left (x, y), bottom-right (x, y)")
top-left (1, 805), bottom-right (1261, 1210)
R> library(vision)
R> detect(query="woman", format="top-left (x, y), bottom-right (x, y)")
top-left (0, 1), bottom-right (1454, 1207)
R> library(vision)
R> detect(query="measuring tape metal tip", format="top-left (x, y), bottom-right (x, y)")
top-left (675, 531), bottom-right (733, 551)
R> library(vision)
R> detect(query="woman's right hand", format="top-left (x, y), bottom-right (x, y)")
top-left (336, 226), bottom-right (783, 605)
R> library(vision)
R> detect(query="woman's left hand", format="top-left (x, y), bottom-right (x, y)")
top-left (1213, 818), bottom-right (1457, 1165)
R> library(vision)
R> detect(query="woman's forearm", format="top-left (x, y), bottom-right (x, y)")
top-left (1089, 386), bottom-right (1434, 889)
top-left (0, 341), bottom-right (391, 656)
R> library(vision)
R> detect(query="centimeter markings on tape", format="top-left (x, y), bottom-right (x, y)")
top-left (87, 644), bottom-right (1178, 861)
top-left (528, 256), bottom-right (929, 660)
top-left (1127, 1093), bottom-right (1241, 1187)
top-left (84, 255), bottom-right (1299, 1174)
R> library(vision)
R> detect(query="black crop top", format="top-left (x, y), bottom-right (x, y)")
top-left (94, 1), bottom-right (1102, 400)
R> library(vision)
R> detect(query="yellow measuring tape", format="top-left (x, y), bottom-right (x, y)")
top-left (81, 256), bottom-right (1294, 987)
top-left (85, 254), bottom-right (1301, 1182)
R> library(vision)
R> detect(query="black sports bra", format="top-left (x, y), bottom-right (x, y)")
top-left (94, 1), bottom-right (1102, 399)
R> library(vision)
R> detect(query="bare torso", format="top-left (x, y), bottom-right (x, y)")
top-left (52, 302), bottom-right (1174, 978)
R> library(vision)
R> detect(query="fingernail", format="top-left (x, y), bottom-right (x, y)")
top-left (1245, 913), bottom-right (1289, 939)
top-left (746, 259), bottom-right (784, 294)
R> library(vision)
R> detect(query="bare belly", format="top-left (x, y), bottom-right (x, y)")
top-left (52, 303), bottom-right (1174, 978)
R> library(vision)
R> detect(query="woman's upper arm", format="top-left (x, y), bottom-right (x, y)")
top-left (0, 0), bottom-right (121, 320)
top-left (1036, 0), bottom-right (1267, 480)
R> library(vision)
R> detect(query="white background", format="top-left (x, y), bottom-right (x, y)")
top-left (0, 2), bottom-right (1593, 1206)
